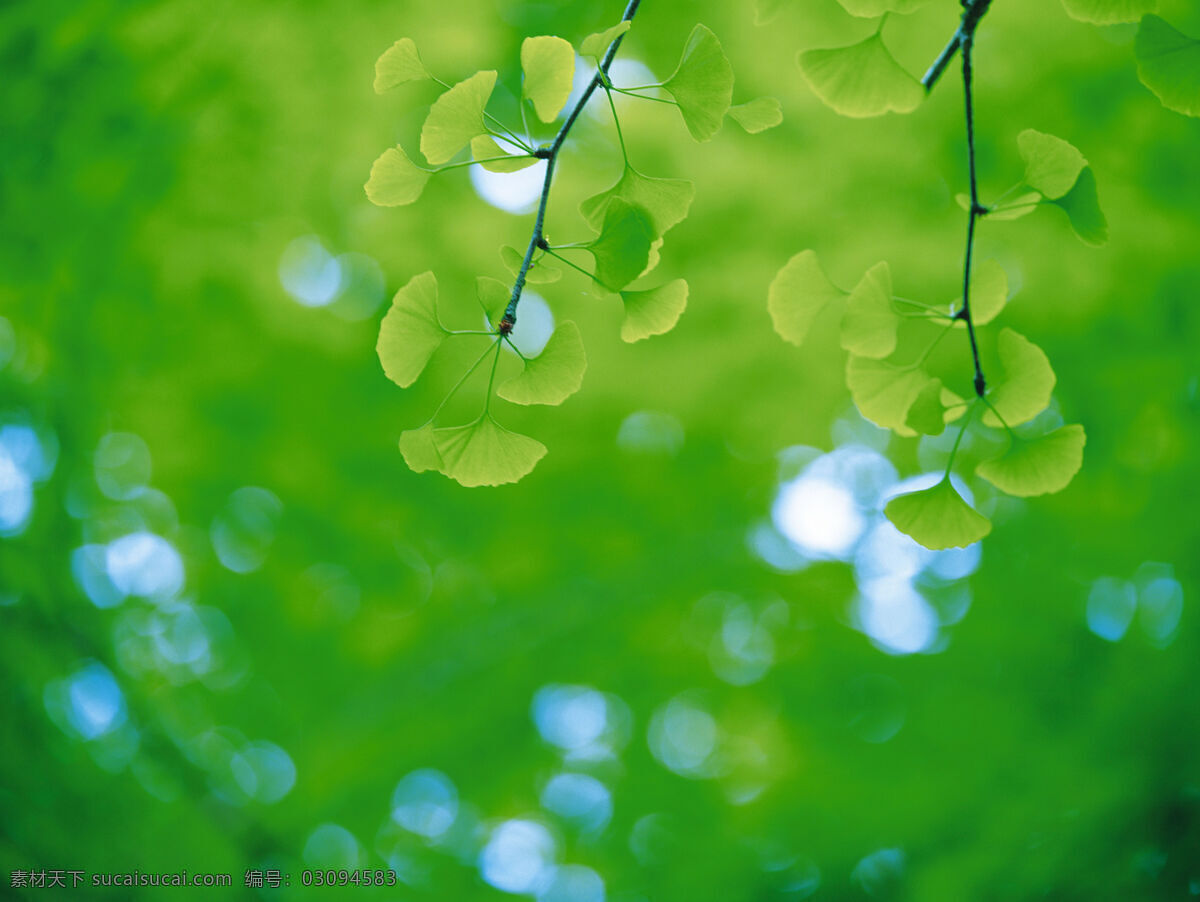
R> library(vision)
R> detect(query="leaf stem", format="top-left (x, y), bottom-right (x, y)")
top-left (430, 339), bottom-right (501, 423)
top-left (920, 0), bottom-right (993, 92)
top-left (943, 398), bottom-right (980, 480)
top-left (609, 85), bottom-right (678, 105)
top-left (602, 82), bottom-right (630, 165)
top-left (482, 337), bottom-right (503, 414)
top-left (504, 0), bottom-right (643, 327)
top-left (545, 247), bottom-right (615, 293)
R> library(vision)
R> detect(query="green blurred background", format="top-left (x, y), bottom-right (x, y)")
top-left (2, 0), bottom-right (1199, 898)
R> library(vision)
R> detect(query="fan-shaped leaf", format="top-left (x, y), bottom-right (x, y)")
top-left (521, 36), bottom-right (575, 123)
top-left (365, 145), bottom-right (432, 207)
top-left (421, 70), bottom-right (497, 165)
top-left (838, 0), bottom-right (935, 16)
top-left (377, 271), bottom-right (448, 388)
top-left (840, 262), bottom-right (897, 359)
top-left (498, 321), bottom-right (586, 406)
top-left (952, 259), bottom-right (1008, 327)
top-left (768, 250), bottom-right (847, 346)
top-left (588, 199), bottom-right (654, 292)
top-left (398, 423), bottom-right (443, 473)
top-left (663, 25), bottom-right (734, 142)
top-left (1061, 0), bottom-right (1157, 25)
top-left (374, 38), bottom-right (431, 93)
top-left (989, 191), bottom-right (1043, 220)
top-left (728, 97), bottom-right (784, 133)
top-left (799, 33), bottom-right (922, 118)
top-left (470, 135), bottom-right (537, 173)
top-left (983, 328), bottom-right (1056, 428)
top-left (620, 280), bottom-right (688, 342)
top-left (905, 378), bottom-right (949, 436)
top-left (885, 479), bottom-right (992, 550)
top-left (580, 21), bottom-right (631, 60)
top-left (476, 276), bottom-right (510, 329)
top-left (1049, 166), bottom-right (1108, 246)
top-left (846, 356), bottom-right (934, 432)
top-left (500, 246), bottom-right (561, 284)
top-left (580, 165), bottom-right (694, 238)
top-left (1017, 129), bottom-right (1087, 199)
top-left (433, 415), bottom-right (547, 486)
top-left (641, 238), bottom-right (664, 279)
top-left (1135, 15), bottom-right (1200, 118)
top-left (976, 424), bottom-right (1086, 496)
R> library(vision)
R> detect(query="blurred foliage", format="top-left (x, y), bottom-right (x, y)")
top-left (1, 0), bottom-right (1199, 900)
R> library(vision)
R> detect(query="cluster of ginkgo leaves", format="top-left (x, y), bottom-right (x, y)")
top-left (366, 13), bottom-right (780, 486)
top-left (766, 0), bottom-right (1200, 551)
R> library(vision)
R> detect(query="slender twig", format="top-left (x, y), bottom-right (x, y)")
top-left (503, 0), bottom-right (643, 326)
top-left (921, 0), bottom-right (993, 92)
top-left (957, 33), bottom-right (988, 398)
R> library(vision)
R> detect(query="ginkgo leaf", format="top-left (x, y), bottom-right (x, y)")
top-left (1061, 0), bottom-right (1157, 26)
top-left (498, 321), bottom-right (586, 405)
top-left (1135, 15), bottom-right (1200, 118)
top-left (641, 238), bottom-right (664, 279)
top-left (768, 250), bottom-right (847, 346)
top-left (620, 280), bottom-right (688, 342)
top-left (838, 0), bottom-right (935, 16)
top-left (846, 355), bottom-right (935, 432)
top-left (799, 33), bottom-right (922, 118)
top-left (588, 198), bottom-right (654, 292)
top-left (374, 38), bottom-right (432, 93)
top-left (579, 165), bottom-right (695, 238)
top-left (728, 97), bottom-right (784, 133)
top-left (988, 191), bottom-right (1043, 221)
top-left (885, 479), bottom-right (992, 550)
top-left (398, 423), bottom-right (443, 473)
top-left (840, 262), bottom-right (897, 359)
top-left (521, 36), bottom-right (575, 123)
top-left (433, 415), bottom-right (547, 486)
top-left (983, 328), bottom-right (1056, 428)
top-left (976, 424), bottom-right (1086, 496)
top-left (663, 25), bottom-right (734, 142)
top-left (476, 276), bottom-right (510, 329)
top-left (905, 378), bottom-right (948, 436)
top-left (952, 259), bottom-right (1008, 326)
top-left (421, 70), bottom-right (497, 165)
top-left (377, 271), bottom-right (448, 388)
top-left (470, 135), bottom-right (537, 173)
top-left (500, 246), bottom-right (562, 284)
top-left (1049, 166), bottom-right (1108, 246)
top-left (580, 21), bottom-right (631, 60)
top-left (365, 145), bottom-right (432, 207)
top-left (1017, 129), bottom-right (1087, 199)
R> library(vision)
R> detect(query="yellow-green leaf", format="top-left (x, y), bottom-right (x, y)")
top-left (579, 165), bottom-right (694, 239)
top-left (768, 250), bottom-right (847, 346)
top-left (1017, 129), bottom-right (1087, 199)
top-left (498, 321), bottom-right (586, 405)
top-left (885, 479), bottom-right (992, 550)
top-left (1061, 0), bottom-right (1156, 25)
top-left (620, 280), bottom-right (688, 343)
top-left (838, 0), bottom-right (934, 16)
top-left (663, 25), bottom-right (734, 142)
top-left (365, 146), bottom-right (432, 207)
top-left (420, 70), bottom-right (497, 165)
top-left (433, 415), bottom-right (547, 486)
top-left (588, 198), bottom-right (654, 292)
top-left (1049, 166), bottom-right (1108, 246)
top-left (580, 21), bottom-right (631, 60)
top-left (470, 135), bottom-right (537, 173)
top-left (840, 261), bottom-right (897, 359)
top-left (952, 259), bottom-right (1008, 327)
top-left (846, 355), bottom-right (934, 432)
top-left (476, 276), bottom-right (510, 329)
top-left (1135, 15), bottom-right (1200, 118)
top-left (500, 246), bottom-right (561, 284)
top-left (376, 271), bottom-right (447, 388)
top-left (398, 423), bottom-right (443, 473)
top-left (905, 378), bottom-right (949, 436)
top-left (727, 97), bottom-right (784, 133)
top-left (976, 424), bottom-right (1087, 497)
top-left (799, 33), bottom-right (922, 118)
top-left (374, 38), bottom-right (431, 93)
top-left (521, 36), bottom-right (575, 123)
top-left (983, 328), bottom-right (1056, 428)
